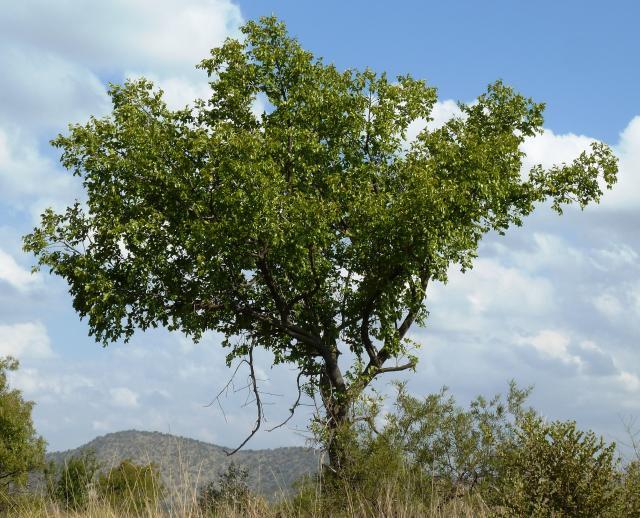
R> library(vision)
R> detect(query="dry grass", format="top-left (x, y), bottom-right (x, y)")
top-left (4, 481), bottom-right (490, 518)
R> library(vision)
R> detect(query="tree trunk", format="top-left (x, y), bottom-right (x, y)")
top-left (319, 368), bottom-right (352, 472)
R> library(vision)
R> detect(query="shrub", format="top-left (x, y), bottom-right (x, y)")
top-left (381, 381), bottom-right (533, 500)
top-left (97, 459), bottom-right (165, 515)
top-left (492, 415), bottom-right (620, 517)
top-left (49, 450), bottom-right (100, 511)
top-left (618, 460), bottom-right (640, 517)
top-left (198, 462), bottom-right (251, 515)
top-left (0, 357), bottom-right (46, 495)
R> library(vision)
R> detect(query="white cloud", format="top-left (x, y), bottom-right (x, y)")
top-left (517, 117), bottom-right (640, 212)
top-left (0, 249), bottom-right (39, 292)
top-left (406, 99), bottom-right (463, 142)
top-left (0, 0), bottom-right (242, 75)
top-left (0, 321), bottom-right (53, 359)
top-left (10, 366), bottom-right (94, 397)
top-left (125, 72), bottom-right (212, 111)
top-left (0, 45), bottom-right (110, 134)
top-left (516, 329), bottom-right (581, 367)
top-left (110, 387), bottom-right (140, 409)
top-left (521, 128), bottom-right (595, 173)
top-left (0, 127), bottom-right (81, 218)
top-left (618, 371), bottom-right (640, 392)
top-left (592, 293), bottom-right (624, 320)
top-left (428, 257), bottom-right (555, 333)
top-left (590, 243), bottom-right (639, 272)
top-left (603, 115), bottom-right (640, 210)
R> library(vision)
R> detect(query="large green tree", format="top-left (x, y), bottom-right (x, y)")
top-left (24, 17), bottom-right (617, 468)
top-left (0, 357), bottom-right (46, 492)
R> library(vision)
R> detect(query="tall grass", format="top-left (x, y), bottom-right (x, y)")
top-left (3, 470), bottom-right (490, 518)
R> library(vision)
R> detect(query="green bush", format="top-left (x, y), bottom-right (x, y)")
top-left (97, 459), bottom-right (164, 515)
top-left (385, 381), bottom-right (533, 500)
top-left (198, 462), bottom-right (251, 516)
top-left (298, 382), bottom-right (630, 517)
top-left (491, 415), bottom-right (620, 517)
top-left (617, 460), bottom-right (640, 517)
top-left (0, 357), bottom-right (46, 495)
top-left (49, 450), bottom-right (100, 511)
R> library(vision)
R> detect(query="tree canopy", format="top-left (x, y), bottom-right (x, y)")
top-left (23, 17), bottom-right (617, 464)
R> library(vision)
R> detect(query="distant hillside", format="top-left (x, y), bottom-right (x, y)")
top-left (47, 430), bottom-right (320, 498)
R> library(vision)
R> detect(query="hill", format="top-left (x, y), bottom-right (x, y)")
top-left (46, 430), bottom-right (320, 498)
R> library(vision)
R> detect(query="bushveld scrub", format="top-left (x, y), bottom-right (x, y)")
top-left (2, 384), bottom-right (639, 517)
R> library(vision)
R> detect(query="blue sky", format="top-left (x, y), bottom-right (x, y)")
top-left (0, 0), bottom-right (639, 454)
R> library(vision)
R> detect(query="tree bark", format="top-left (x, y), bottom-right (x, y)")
top-left (319, 352), bottom-right (352, 472)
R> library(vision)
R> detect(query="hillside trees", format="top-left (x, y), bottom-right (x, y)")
top-left (0, 357), bottom-right (46, 492)
top-left (23, 17), bottom-right (617, 469)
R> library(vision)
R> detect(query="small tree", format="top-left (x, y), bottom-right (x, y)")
top-left (50, 451), bottom-right (100, 511)
top-left (97, 459), bottom-right (164, 515)
top-left (23, 16), bottom-right (618, 469)
top-left (385, 381), bottom-right (533, 499)
top-left (198, 462), bottom-right (250, 515)
top-left (0, 356), bottom-right (46, 493)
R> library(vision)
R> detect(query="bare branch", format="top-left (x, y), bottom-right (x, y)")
top-left (375, 360), bottom-right (417, 375)
top-left (205, 357), bottom-right (247, 423)
top-left (267, 371), bottom-right (305, 432)
top-left (226, 344), bottom-right (263, 456)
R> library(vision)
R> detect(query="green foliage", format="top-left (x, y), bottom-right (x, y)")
top-left (491, 415), bottom-right (620, 517)
top-left (96, 459), bottom-right (164, 515)
top-left (23, 15), bottom-right (618, 460)
top-left (618, 460), bottom-right (640, 516)
top-left (385, 381), bottom-right (533, 499)
top-left (198, 462), bottom-right (251, 516)
top-left (49, 451), bottom-right (100, 511)
top-left (300, 384), bottom-right (634, 517)
top-left (0, 356), bottom-right (46, 492)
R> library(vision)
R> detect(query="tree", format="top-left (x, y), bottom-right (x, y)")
top-left (49, 451), bottom-right (100, 511)
top-left (97, 459), bottom-right (165, 515)
top-left (0, 356), bottom-right (46, 493)
top-left (23, 17), bottom-right (617, 469)
top-left (198, 462), bottom-right (251, 515)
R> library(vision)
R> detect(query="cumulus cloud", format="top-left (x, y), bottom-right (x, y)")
top-left (518, 117), bottom-right (640, 212)
top-left (603, 116), bottom-right (640, 210)
top-left (10, 366), bottom-right (94, 398)
top-left (0, 0), bottom-right (242, 75)
top-left (0, 321), bottom-right (54, 359)
top-left (0, 45), bottom-right (110, 135)
top-left (406, 99), bottom-right (463, 142)
top-left (521, 128), bottom-right (596, 173)
top-left (110, 387), bottom-right (140, 408)
top-left (0, 127), bottom-right (82, 218)
top-left (427, 257), bottom-right (556, 335)
top-left (0, 249), bottom-right (39, 292)
top-left (516, 330), bottom-right (580, 367)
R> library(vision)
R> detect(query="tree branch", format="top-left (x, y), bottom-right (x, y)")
top-left (256, 252), bottom-right (289, 323)
top-left (266, 371), bottom-right (305, 432)
top-left (226, 344), bottom-right (263, 456)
